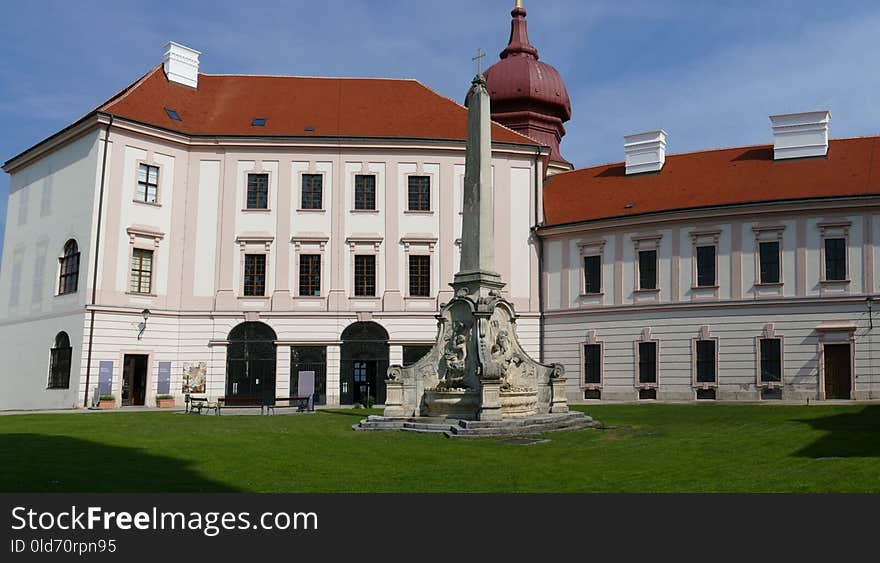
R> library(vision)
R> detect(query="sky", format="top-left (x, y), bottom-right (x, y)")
top-left (1, 0), bottom-right (879, 265)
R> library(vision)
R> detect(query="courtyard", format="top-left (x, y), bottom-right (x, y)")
top-left (0, 404), bottom-right (878, 493)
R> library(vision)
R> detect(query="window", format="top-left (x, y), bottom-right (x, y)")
top-left (137, 163), bottom-right (159, 203)
top-left (58, 239), bottom-right (80, 295)
top-left (409, 255), bottom-right (430, 297)
top-left (583, 344), bottom-right (602, 385)
top-left (299, 254), bottom-right (321, 297)
top-left (638, 250), bottom-right (657, 290)
top-left (251, 117), bottom-right (267, 126)
top-left (824, 238), bottom-right (846, 281)
top-left (301, 174), bottom-right (323, 210)
top-left (696, 245), bottom-right (716, 287)
top-left (695, 340), bottom-right (717, 383)
top-left (243, 254), bottom-right (266, 296)
top-left (354, 175), bottom-right (376, 210)
top-left (638, 341), bottom-right (658, 384)
top-left (164, 107), bottom-right (181, 121)
top-left (129, 248), bottom-right (154, 294)
top-left (407, 176), bottom-right (430, 211)
top-left (291, 346), bottom-right (327, 406)
top-left (759, 241), bottom-right (780, 284)
top-left (584, 255), bottom-right (602, 294)
top-left (354, 255), bottom-right (376, 296)
top-left (246, 173), bottom-right (269, 210)
top-left (760, 338), bottom-right (782, 384)
top-left (48, 332), bottom-right (72, 389)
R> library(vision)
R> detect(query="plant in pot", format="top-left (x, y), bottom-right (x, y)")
top-left (156, 394), bottom-right (175, 408)
top-left (98, 395), bottom-right (116, 409)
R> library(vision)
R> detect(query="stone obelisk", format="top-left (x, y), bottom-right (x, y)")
top-left (377, 72), bottom-right (574, 425)
top-left (453, 74), bottom-right (504, 299)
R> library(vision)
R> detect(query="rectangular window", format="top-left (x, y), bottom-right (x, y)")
top-left (301, 174), bottom-right (323, 210)
top-left (760, 338), bottom-right (782, 383)
top-left (695, 340), bottom-right (717, 383)
top-left (407, 176), bottom-right (431, 211)
top-left (584, 255), bottom-right (602, 294)
top-left (137, 164), bottom-right (159, 204)
top-left (403, 345), bottom-right (433, 365)
top-left (130, 248), bottom-right (154, 294)
top-left (409, 255), bottom-right (431, 297)
top-left (243, 254), bottom-right (266, 297)
top-left (696, 245), bottom-right (716, 287)
top-left (246, 173), bottom-right (269, 209)
top-left (354, 255), bottom-right (376, 297)
top-left (638, 341), bottom-right (658, 384)
top-left (354, 175), bottom-right (376, 210)
top-left (824, 238), bottom-right (846, 281)
top-left (759, 241), bottom-right (780, 284)
top-left (299, 254), bottom-right (321, 297)
top-left (48, 346), bottom-right (72, 389)
top-left (583, 344), bottom-right (602, 385)
top-left (638, 250), bottom-right (657, 290)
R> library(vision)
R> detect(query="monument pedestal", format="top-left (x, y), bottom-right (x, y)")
top-left (479, 380), bottom-right (503, 421)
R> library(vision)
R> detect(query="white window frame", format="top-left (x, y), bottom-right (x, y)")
top-left (579, 329), bottom-right (604, 390)
top-left (402, 236), bottom-right (437, 299)
top-left (125, 226), bottom-right (164, 297)
top-left (236, 235), bottom-right (273, 299)
top-left (818, 220), bottom-right (851, 288)
top-left (293, 236), bottom-right (328, 299)
top-left (691, 230), bottom-right (720, 296)
top-left (691, 325), bottom-right (719, 389)
top-left (578, 240), bottom-right (606, 297)
top-left (633, 233), bottom-right (662, 297)
top-left (243, 169), bottom-right (272, 212)
top-left (634, 327), bottom-right (659, 389)
top-left (752, 225), bottom-right (785, 293)
top-left (756, 323), bottom-right (784, 389)
top-left (135, 160), bottom-right (162, 206)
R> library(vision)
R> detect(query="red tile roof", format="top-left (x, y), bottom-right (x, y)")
top-left (99, 66), bottom-right (538, 145)
top-left (543, 137), bottom-right (880, 226)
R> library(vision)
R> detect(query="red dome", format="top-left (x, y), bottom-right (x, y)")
top-left (482, 5), bottom-right (572, 163)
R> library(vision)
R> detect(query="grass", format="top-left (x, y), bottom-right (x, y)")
top-left (1, 404), bottom-right (878, 492)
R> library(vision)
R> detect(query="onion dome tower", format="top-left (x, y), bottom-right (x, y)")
top-left (482, 1), bottom-right (573, 171)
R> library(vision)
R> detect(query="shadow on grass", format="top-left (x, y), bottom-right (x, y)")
top-left (793, 405), bottom-right (880, 458)
top-left (0, 434), bottom-right (239, 492)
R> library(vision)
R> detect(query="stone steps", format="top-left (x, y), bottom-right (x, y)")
top-left (353, 411), bottom-right (599, 437)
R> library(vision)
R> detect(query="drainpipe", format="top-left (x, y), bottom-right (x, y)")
top-left (83, 114), bottom-right (113, 407)
top-left (534, 147), bottom-right (545, 363)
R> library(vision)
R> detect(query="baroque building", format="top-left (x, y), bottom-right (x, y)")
top-left (1, 3), bottom-right (878, 410)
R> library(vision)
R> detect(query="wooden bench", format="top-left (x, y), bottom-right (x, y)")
top-left (217, 396), bottom-right (268, 415)
top-left (186, 396), bottom-right (218, 415)
top-left (268, 396), bottom-right (313, 415)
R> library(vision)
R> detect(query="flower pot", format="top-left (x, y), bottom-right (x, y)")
top-left (156, 398), bottom-right (175, 408)
top-left (98, 399), bottom-right (116, 410)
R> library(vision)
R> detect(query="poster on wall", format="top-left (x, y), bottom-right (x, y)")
top-left (182, 362), bottom-right (207, 394)
top-left (98, 361), bottom-right (113, 396)
top-left (158, 362), bottom-right (172, 395)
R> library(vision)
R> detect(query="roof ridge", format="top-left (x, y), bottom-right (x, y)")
top-left (200, 73), bottom-right (421, 81)
top-left (554, 134), bottom-right (880, 177)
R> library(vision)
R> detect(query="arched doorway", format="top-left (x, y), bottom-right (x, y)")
top-left (341, 322), bottom-right (389, 406)
top-left (226, 322), bottom-right (277, 403)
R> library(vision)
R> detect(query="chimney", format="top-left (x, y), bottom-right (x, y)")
top-left (624, 130), bottom-right (668, 175)
top-left (163, 42), bottom-right (201, 88)
top-left (769, 110), bottom-right (830, 160)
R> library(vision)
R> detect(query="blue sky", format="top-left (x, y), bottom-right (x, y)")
top-left (2, 0), bottom-right (879, 264)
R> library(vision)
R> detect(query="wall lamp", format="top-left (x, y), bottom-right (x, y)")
top-left (867, 296), bottom-right (874, 330)
top-left (138, 308), bottom-right (151, 340)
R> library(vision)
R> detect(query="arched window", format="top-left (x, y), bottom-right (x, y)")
top-left (58, 239), bottom-right (80, 295)
top-left (48, 332), bottom-right (72, 389)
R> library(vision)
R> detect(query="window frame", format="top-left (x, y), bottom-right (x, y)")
top-left (353, 174), bottom-right (377, 211)
top-left (243, 253), bottom-right (267, 297)
top-left (135, 162), bottom-right (161, 205)
top-left (292, 237), bottom-right (328, 301)
top-left (757, 336), bottom-right (784, 388)
top-left (353, 254), bottom-right (377, 297)
top-left (57, 239), bottom-right (80, 296)
top-left (298, 254), bottom-right (322, 297)
top-left (245, 172), bottom-right (270, 211)
top-left (408, 254), bottom-right (431, 298)
top-left (129, 247), bottom-right (155, 295)
top-left (690, 230), bottom-right (721, 298)
top-left (300, 173), bottom-right (324, 211)
top-left (634, 330), bottom-right (659, 389)
top-left (691, 327), bottom-right (719, 388)
top-left (583, 254), bottom-right (602, 295)
top-left (579, 330), bottom-right (603, 390)
top-left (47, 331), bottom-right (72, 390)
top-left (125, 227), bottom-right (164, 297)
top-left (406, 175), bottom-right (432, 213)
top-left (818, 221), bottom-right (851, 286)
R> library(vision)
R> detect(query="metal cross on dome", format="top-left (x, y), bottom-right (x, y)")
top-left (472, 48), bottom-right (486, 75)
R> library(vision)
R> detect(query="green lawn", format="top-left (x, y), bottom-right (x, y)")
top-left (1, 404), bottom-right (878, 492)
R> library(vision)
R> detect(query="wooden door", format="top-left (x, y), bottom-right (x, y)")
top-left (824, 344), bottom-right (852, 400)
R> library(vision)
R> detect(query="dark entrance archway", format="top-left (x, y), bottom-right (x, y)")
top-left (341, 322), bottom-right (389, 406)
top-left (226, 322), bottom-right (277, 404)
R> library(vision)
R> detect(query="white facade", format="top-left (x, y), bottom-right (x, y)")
top-left (540, 199), bottom-right (880, 402)
top-left (0, 114), bottom-right (543, 410)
